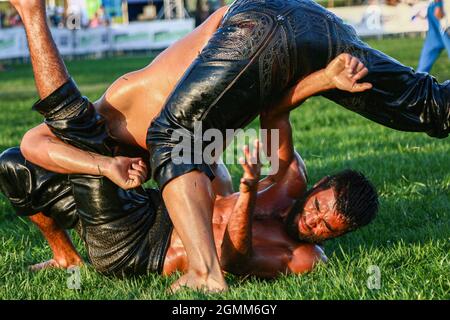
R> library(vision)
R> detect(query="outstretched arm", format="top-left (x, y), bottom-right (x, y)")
top-left (219, 143), bottom-right (326, 278)
top-left (260, 53), bottom-right (372, 187)
top-left (221, 142), bottom-right (261, 273)
top-left (268, 53), bottom-right (372, 117)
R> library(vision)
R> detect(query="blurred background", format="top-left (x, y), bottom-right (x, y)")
top-left (0, 1), bottom-right (448, 300)
top-left (0, 0), bottom-right (449, 61)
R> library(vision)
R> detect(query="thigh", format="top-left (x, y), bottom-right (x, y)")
top-left (147, 4), bottom-right (298, 186)
top-left (0, 147), bottom-right (78, 229)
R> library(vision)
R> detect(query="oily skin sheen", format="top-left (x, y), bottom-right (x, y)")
top-left (11, 0), bottom-right (370, 291)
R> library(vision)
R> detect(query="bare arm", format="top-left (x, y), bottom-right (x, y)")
top-left (259, 112), bottom-right (296, 189)
top-left (259, 53), bottom-right (373, 187)
top-left (220, 142), bottom-right (260, 273)
top-left (21, 124), bottom-right (148, 189)
top-left (21, 124), bottom-right (110, 175)
top-left (268, 53), bottom-right (372, 116)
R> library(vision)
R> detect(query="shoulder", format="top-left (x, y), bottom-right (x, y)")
top-left (288, 244), bottom-right (327, 274)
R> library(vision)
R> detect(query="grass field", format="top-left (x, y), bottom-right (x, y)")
top-left (0, 37), bottom-right (449, 300)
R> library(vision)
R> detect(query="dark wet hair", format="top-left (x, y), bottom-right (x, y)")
top-left (285, 169), bottom-right (379, 241)
top-left (315, 169), bottom-right (379, 230)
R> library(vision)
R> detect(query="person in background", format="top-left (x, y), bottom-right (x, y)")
top-left (89, 12), bottom-right (101, 28)
top-left (417, 0), bottom-right (450, 72)
top-left (97, 5), bottom-right (111, 26)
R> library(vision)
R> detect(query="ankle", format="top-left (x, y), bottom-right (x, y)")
top-left (190, 263), bottom-right (223, 280)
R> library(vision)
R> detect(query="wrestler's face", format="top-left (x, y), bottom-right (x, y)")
top-left (286, 185), bottom-right (349, 243)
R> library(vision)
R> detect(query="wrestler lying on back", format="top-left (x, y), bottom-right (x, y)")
top-left (0, 9), bottom-right (377, 280)
top-left (1, 140), bottom-right (379, 278)
top-left (8, 0), bottom-right (394, 291)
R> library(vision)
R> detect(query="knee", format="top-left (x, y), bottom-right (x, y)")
top-left (0, 147), bottom-right (30, 201)
top-left (0, 147), bottom-right (27, 179)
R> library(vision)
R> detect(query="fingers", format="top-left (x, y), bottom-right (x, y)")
top-left (351, 82), bottom-right (373, 93)
top-left (125, 160), bottom-right (148, 186)
top-left (131, 162), bottom-right (147, 177)
top-left (339, 53), bottom-right (352, 68)
top-left (128, 161), bottom-right (147, 186)
top-left (240, 145), bottom-right (252, 176)
top-left (128, 171), bottom-right (145, 185)
top-left (356, 61), bottom-right (365, 73)
top-left (348, 56), bottom-right (359, 75)
top-left (353, 66), bottom-right (369, 81)
top-left (239, 139), bottom-right (262, 186)
top-left (253, 139), bottom-right (260, 165)
top-left (240, 140), bottom-right (261, 167)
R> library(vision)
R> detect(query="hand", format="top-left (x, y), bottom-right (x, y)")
top-left (106, 156), bottom-right (148, 190)
top-left (324, 53), bottom-right (373, 93)
top-left (239, 140), bottom-right (262, 193)
top-left (434, 7), bottom-right (445, 20)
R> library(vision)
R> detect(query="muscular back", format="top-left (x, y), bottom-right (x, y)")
top-left (94, 7), bottom-right (229, 149)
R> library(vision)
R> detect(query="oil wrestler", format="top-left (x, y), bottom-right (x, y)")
top-left (6, 0), bottom-right (448, 291)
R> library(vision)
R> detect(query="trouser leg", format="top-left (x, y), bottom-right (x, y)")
top-left (418, 4), bottom-right (446, 73)
top-left (0, 147), bottom-right (77, 229)
top-left (321, 12), bottom-right (450, 138)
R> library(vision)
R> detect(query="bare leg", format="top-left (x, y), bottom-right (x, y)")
top-left (29, 213), bottom-right (82, 271)
top-left (8, 0), bottom-right (82, 271)
top-left (10, 0), bottom-right (69, 99)
top-left (162, 171), bottom-right (227, 292)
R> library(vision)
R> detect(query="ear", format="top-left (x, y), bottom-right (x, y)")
top-left (313, 175), bottom-right (331, 189)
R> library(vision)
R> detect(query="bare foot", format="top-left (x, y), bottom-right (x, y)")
top-left (170, 270), bottom-right (228, 293)
top-left (29, 256), bottom-right (83, 272)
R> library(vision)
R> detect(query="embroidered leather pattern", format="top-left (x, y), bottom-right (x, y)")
top-left (201, 11), bottom-right (274, 62)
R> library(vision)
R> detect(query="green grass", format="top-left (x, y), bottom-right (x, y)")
top-left (0, 37), bottom-right (449, 300)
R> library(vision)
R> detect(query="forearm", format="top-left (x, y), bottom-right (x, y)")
top-left (18, 2), bottom-right (69, 99)
top-left (260, 112), bottom-right (294, 185)
top-left (270, 69), bottom-right (334, 115)
top-left (21, 125), bottom-right (112, 176)
top-left (221, 191), bottom-right (256, 272)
